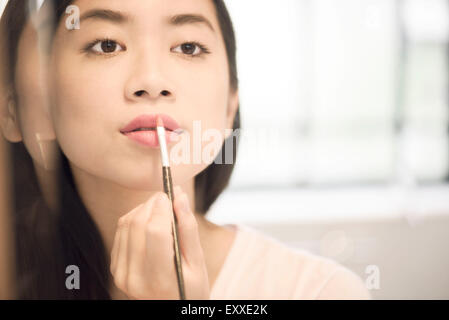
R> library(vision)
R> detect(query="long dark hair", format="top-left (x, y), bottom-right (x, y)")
top-left (1, 0), bottom-right (240, 299)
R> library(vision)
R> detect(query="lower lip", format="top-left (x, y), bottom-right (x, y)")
top-left (122, 130), bottom-right (178, 148)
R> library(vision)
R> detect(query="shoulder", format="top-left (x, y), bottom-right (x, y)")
top-left (233, 225), bottom-right (371, 300)
top-left (315, 265), bottom-right (372, 300)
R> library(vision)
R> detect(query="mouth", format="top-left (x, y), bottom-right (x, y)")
top-left (120, 113), bottom-right (181, 134)
top-left (127, 127), bottom-right (173, 133)
top-left (120, 114), bottom-right (183, 148)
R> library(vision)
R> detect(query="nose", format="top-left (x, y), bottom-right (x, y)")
top-left (124, 50), bottom-right (175, 102)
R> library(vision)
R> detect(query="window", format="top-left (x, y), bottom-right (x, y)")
top-left (224, 0), bottom-right (449, 189)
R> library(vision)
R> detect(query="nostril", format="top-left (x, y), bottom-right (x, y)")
top-left (134, 90), bottom-right (171, 97)
top-left (135, 90), bottom-right (146, 97)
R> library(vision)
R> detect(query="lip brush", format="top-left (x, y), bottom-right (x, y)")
top-left (156, 115), bottom-right (186, 300)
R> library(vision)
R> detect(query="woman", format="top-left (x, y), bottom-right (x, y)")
top-left (0, 0), bottom-right (371, 299)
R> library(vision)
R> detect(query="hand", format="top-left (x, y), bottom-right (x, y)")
top-left (110, 185), bottom-right (210, 300)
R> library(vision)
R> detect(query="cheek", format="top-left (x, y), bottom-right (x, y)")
top-left (172, 56), bottom-right (230, 167)
top-left (48, 56), bottom-right (124, 171)
top-left (182, 59), bottom-right (230, 132)
top-left (178, 94), bottom-right (229, 170)
top-left (50, 55), bottom-right (123, 133)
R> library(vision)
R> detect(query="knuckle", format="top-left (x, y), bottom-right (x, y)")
top-left (131, 213), bottom-right (146, 229)
top-left (145, 223), bottom-right (171, 243)
top-left (117, 216), bottom-right (129, 228)
top-left (145, 222), bottom-right (163, 237)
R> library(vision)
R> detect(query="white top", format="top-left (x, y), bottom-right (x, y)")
top-left (210, 224), bottom-right (372, 300)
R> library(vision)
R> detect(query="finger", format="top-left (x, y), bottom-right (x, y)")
top-left (110, 226), bottom-right (121, 275)
top-left (114, 216), bottom-right (131, 292)
top-left (126, 196), bottom-right (158, 284)
top-left (145, 192), bottom-right (174, 269)
top-left (111, 204), bottom-right (142, 276)
top-left (173, 186), bottom-right (204, 268)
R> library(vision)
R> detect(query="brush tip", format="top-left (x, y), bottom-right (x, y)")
top-left (156, 115), bottom-right (164, 128)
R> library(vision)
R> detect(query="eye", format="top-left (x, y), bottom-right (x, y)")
top-left (172, 42), bottom-right (210, 57)
top-left (87, 39), bottom-right (125, 55)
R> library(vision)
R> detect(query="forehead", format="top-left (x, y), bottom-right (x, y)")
top-left (70, 0), bottom-right (219, 29)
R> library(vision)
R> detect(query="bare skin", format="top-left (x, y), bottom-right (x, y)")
top-left (72, 163), bottom-right (237, 299)
top-left (1, 0), bottom-right (239, 299)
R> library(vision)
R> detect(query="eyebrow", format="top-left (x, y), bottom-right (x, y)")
top-left (169, 14), bottom-right (215, 33)
top-left (79, 9), bottom-right (130, 24)
top-left (77, 9), bottom-right (215, 33)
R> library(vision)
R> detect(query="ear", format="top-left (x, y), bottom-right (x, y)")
top-left (0, 88), bottom-right (23, 143)
top-left (224, 88), bottom-right (239, 140)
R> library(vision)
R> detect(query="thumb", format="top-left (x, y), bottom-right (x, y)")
top-left (173, 186), bottom-right (204, 268)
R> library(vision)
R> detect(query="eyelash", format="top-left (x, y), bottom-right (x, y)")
top-left (173, 41), bottom-right (211, 58)
top-left (82, 38), bottom-right (211, 58)
top-left (82, 38), bottom-right (125, 57)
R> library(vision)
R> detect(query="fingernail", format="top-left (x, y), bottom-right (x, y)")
top-left (155, 193), bottom-right (167, 207)
top-left (182, 193), bottom-right (191, 212)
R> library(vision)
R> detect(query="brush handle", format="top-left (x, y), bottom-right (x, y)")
top-left (162, 166), bottom-right (186, 300)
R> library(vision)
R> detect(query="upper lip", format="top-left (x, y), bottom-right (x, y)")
top-left (120, 114), bottom-right (181, 133)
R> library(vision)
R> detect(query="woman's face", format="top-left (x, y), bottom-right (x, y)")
top-left (48, 0), bottom-right (238, 190)
top-left (16, 20), bottom-right (59, 170)
top-left (0, 16), bottom-right (58, 170)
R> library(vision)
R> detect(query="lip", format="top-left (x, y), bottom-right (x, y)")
top-left (120, 113), bottom-right (183, 148)
top-left (120, 113), bottom-right (181, 133)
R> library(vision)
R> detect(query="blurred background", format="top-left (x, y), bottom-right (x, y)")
top-left (1, 0), bottom-right (448, 299)
top-left (207, 0), bottom-right (449, 299)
